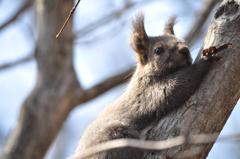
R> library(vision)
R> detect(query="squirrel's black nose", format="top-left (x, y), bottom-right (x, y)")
top-left (179, 47), bottom-right (190, 55)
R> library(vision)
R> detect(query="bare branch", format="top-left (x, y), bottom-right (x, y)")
top-left (0, 0), bottom-right (32, 31)
top-left (68, 133), bottom-right (240, 159)
top-left (0, 54), bottom-right (34, 71)
top-left (56, 0), bottom-right (82, 39)
top-left (76, 20), bottom-right (127, 45)
top-left (74, 1), bottom-right (134, 39)
top-left (72, 67), bottom-right (134, 106)
top-left (184, 0), bottom-right (219, 45)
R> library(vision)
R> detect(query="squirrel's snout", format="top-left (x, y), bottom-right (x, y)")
top-left (178, 47), bottom-right (190, 55)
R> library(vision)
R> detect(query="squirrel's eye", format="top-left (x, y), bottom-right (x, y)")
top-left (154, 47), bottom-right (164, 55)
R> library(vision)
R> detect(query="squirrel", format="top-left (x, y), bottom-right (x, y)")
top-left (70, 14), bottom-right (231, 159)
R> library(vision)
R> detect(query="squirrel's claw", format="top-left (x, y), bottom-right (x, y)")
top-left (202, 43), bottom-right (232, 57)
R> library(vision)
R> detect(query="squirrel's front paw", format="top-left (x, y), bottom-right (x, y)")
top-left (202, 43), bottom-right (232, 61)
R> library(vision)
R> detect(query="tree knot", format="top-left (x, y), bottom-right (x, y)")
top-left (214, 0), bottom-right (239, 19)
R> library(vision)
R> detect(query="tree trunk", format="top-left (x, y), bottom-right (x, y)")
top-left (2, 0), bottom-right (79, 159)
top-left (149, 0), bottom-right (240, 158)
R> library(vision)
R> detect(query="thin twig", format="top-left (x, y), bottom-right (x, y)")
top-left (0, 54), bottom-right (34, 71)
top-left (76, 19), bottom-right (127, 45)
top-left (68, 133), bottom-right (240, 159)
top-left (74, 1), bottom-right (135, 39)
top-left (0, 0), bottom-right (32, 31)
top-left (74, 0), bottom-right (155, 40)
top-left (56, 0), bottom-right (81, 39)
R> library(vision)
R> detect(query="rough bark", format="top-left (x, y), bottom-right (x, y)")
top-left (147, 0), bottom-right (240, 158)
top-left (2, 0), bottom-right (79, 159)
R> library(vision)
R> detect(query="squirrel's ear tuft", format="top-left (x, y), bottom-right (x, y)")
top-left (130, 13), bottom-right (149, 65)
top-left (163, 16), bottom-right (176, 35)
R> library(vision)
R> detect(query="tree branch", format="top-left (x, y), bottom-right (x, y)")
top-left (74, 1), bottom-right (135, 39)
top-left (56, 0), bottom-right (81, 39)
top-left (0, 54), bottom-right (34, 71)
top-left (72, 67), bottom-right (134, 106)
top-left (0, 0), bottom-right (32, 31)
top-left (184, 0), bottom-right (219, 46)
top-left (74, 0), bottom-right (155, 40)
top-left (68, 133), bottom-right (240, 159)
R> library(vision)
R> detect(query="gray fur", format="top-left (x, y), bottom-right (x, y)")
top-left (72, 15), bottom-right (215, 159)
